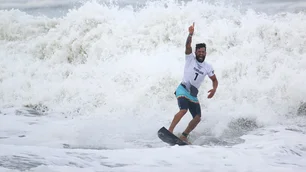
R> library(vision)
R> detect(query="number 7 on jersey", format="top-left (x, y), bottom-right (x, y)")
top-left (194, 72), bottom-right (199, 80)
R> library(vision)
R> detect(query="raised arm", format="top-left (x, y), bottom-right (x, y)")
top-left (185, 22), bottom-right (195, 55)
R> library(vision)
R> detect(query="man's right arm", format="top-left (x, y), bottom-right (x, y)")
top-left (185, 34), bottom-right (193, 55)
top-left (185, 22), bottom-right (195, 55)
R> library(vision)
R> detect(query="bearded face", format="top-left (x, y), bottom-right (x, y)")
top-left (195, 47), bottom-right (206, 63)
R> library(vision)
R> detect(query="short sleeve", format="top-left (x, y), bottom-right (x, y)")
top-left (185, 53), bottom-right (195, 63)
top-left (207, 64), bottom-right (215, 77)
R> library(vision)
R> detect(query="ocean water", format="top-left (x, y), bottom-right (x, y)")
top-left (1, 0), bottom-right (306, 171)
top-left (1, 0), bottom-right (306, 17)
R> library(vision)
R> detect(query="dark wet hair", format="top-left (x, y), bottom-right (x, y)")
top-left (196, 43), bottom-right (206, 50)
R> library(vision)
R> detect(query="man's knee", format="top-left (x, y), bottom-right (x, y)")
top-left (194, 115), bottom-right (201, 123)
top-left (179, 109), bottom-right (188, 115)
top-left (175, 109), bottom-right (188, 118)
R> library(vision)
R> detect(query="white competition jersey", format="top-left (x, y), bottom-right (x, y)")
top-left (182, 53), bottom-right (214, 91)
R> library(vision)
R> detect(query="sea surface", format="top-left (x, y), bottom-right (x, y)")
top-left (1, 0), bottom-right (306, 171)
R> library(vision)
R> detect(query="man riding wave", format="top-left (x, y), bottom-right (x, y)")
top-left (168, 22), bottom-right (219, 144)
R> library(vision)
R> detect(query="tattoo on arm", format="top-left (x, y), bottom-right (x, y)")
top-left (185, 34), bottom-right (192, 54)
top-left (186, 35), bottom-right (192, 45)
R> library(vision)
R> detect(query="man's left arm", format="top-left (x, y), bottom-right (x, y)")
top-left (207, 74), bottom-right (218, 99)
top-left (210, 74), bottom-right (218, 90)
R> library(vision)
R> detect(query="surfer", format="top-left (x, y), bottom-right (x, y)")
top-left (168, 22), bottom-right (218, 143)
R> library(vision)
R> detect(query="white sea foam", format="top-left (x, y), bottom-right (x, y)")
top-left (1, 0), bottom-right (306, 171)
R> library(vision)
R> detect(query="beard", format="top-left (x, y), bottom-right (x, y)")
top-left (196, 55), bottom-right (206, 63)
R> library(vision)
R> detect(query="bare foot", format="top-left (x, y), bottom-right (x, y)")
top-left (179, 135), bottom-right (191, 145)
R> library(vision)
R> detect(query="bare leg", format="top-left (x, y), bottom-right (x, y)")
top-left (168, 109), bottom-right (188, 133)
top-left (180, 115), bottom-right (201, 142)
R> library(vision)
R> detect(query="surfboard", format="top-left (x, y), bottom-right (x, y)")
top-left (157, 126), bottom-right (189, 146)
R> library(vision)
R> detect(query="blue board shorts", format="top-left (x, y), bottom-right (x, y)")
top-left (174, 84), bottom-right (201, 118)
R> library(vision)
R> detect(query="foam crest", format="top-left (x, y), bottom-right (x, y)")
top-left (0, 0), bottom-right (306, 133)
